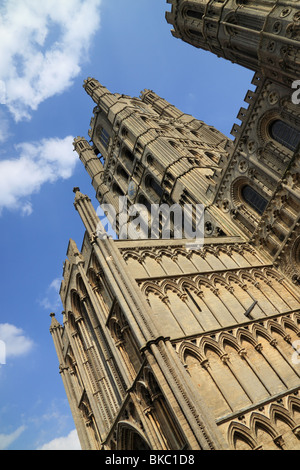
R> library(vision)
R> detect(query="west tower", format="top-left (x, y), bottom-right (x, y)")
top-left (50, 1), bottom-right (300, 450)
top-left (73, 79), bottom-right (241, 240)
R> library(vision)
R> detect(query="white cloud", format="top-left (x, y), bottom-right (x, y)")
top-left (0, 0), bottom-right (102, 121)
top-left (38, 429), bottom-right (81, 450)
top-left (49, 278), bottom-right (62, 292)
top-left (0, 426), bottom-right (26, 450)
top-left (0, 109), bottom-right (10, 143)
top-left (0, 135), bottom-right (76, 215)
top-left (0, 80), bottom-right (6, 104)
top-left (39, 277), bottom-right (62, 311)
top-left (0, 324), bottom-right (33, 359)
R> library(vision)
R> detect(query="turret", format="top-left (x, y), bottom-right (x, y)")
top-left (49, 313), bottom-right (64, 362)
top-left (73, 137), bottom-right (106, 199)
top-left (166, 0), bottom-right (300, 86)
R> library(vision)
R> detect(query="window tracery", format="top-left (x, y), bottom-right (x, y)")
top-left (270, 120), bottom-right (300, 152)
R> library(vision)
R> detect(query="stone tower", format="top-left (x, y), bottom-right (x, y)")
top-left (165, 0), bottom-right (300, 87)
top-left (50, 1), bottom-right (300, 451)
top-left (166, 0), bottom-right (300, 285)
top-left (73, 79), bottom-right (242, 240)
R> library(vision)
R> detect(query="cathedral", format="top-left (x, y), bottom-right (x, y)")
top-left (50, 0), bottom-right (300, 450)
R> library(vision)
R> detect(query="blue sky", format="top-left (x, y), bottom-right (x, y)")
top-left (0, 0), bottom-right (254, 450)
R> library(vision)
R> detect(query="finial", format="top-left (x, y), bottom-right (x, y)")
top-left (73, 187), bottom-right (80, 194)
top-left (49, 312), bottom-right (62, 332)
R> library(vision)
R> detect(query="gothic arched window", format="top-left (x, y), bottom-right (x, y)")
top-left (269, 120), bottom-right (300, 152)
top-left (98, 127), bottom-right (110, 149)
top-left (241, 185), bottom-right (268, 215)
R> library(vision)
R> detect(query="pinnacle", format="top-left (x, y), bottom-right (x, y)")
top-left (73, 187), bottom-right (88, 204)
top-left (49, 313), bottom-right (61, 331)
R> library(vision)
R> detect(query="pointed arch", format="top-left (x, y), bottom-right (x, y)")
top-left (67, 309), bottom-right (79, 333)
top-left (225, 271), bottom-right (248, 289)
top-left (250, 413), bottom-right (278, 441)
top-left (202, 246), bottom-right (214, 256)
top-left (287, 395), bottom-right (300, 418)
top-left (87, 267), bottom-right (98, 288)
top-left (181, 341), bottom-right (233, 418)
top-left (135, 380), bottom-right (152, 407)
top-left (251, 323), bottom-right (274, 343)
top-left (239, 270), bottom-right (257, 285)
top-left (178, 341), bottom-right (205, 366)
top-left (157, 247), bottom-right (174, 259)
top-left (218, 331), bottom-right (240, 352)
top-left (208, 273), bottom-right (231, 289)
top-left (174, 246), bottom-right (191, 258)
top-left (251, 269), bottom-right (271, 284)
top-left (76, 274), bottom-right (88, 298)
top-left (161, 279), bottom-right (183, 297)
top-left (281, 316), bottom-right (300, 336)
top-left (227, 421), bottom-right (257, 450)
top-left (236, 327), bottom-right (259, 349)
top-left (198, 336), bottom-right (224, 358)
top-left (202, 246), bottom-right (226, 269)
top-left (70, 290), bottom-right (83, 319)
top-left (269, 404), bottom-right (296, 430)
top-left (117, 422), bottom-right (151, 450)
top-left (122, 251), bottom-right (142, 263)
top-left (253, 269), bottom-right (292, 311)
top-left (293, 312), bottom-right (300, 327)
top-left (86, 267), bottom-right (112, 315)
top-left (179, 277), bottom-right (199, 294)
top-left (267, 320), bottom-right (289, 340)
top-left (159, 253), bottom-right (182, 276)
top-left (194, 275), bottom-right (216, 292)
top-left (108, 317), bottom-right (123, 343)
top-left (140, 250), bottom-right (158, 261)
top-left (141, 250), bottom-right (167, 277)
top-left (141, 281), bottom-right (164, 299)
top-left (262, 267), bottom-right (284, 282)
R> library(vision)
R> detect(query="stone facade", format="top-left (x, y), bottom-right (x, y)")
top-left (50, 0), bottom-right (300, 450)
